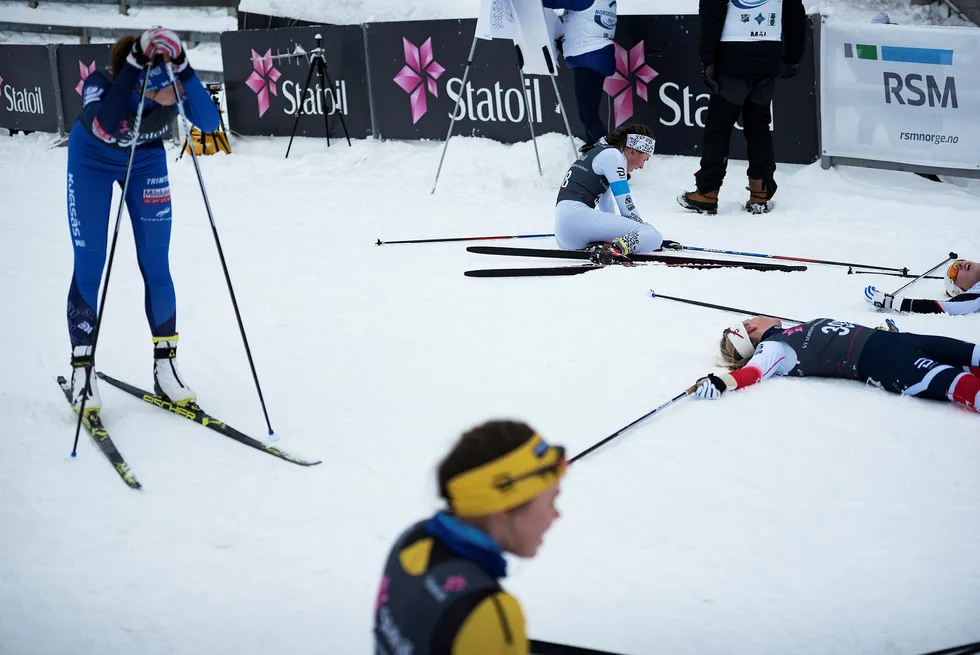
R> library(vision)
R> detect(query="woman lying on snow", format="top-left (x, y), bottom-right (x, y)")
top-left (692, 316), bottom-right (980, 414)
top-left (864, 258), bottom-right (980, 316)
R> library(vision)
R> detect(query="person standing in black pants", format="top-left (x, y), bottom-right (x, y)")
top-left (546, 0), bottom-right (617, 146)
top-left (679, 0), bottom-right (806, 215)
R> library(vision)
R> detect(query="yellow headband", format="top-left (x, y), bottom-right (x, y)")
top-left (446, 434), bottom-right (567, 518)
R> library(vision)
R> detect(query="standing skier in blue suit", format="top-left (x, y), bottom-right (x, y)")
top-left (66, 28), bottom-right (219, 412)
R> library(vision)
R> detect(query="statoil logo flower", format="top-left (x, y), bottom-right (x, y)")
top-left (602, 41), bottom-right (658, 127)
top-left (393, 37), bottom-right (445, 124)
top-left (245, 49), bottom-right (281, 118)
top-left (75, 61), bottom-right (96, 96)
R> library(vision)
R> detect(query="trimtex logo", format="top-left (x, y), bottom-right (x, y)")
top-left (602, 41), bottom-right (658, 126)
top-left (393, 37), bottom-right (445, 124)
top-left (246, 49), bottom-right (281, 118)
top-left (76, 60), bottom-right (96, 96)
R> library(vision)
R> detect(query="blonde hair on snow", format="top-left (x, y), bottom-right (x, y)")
top-left (719, 334), bottom-right (753, 370)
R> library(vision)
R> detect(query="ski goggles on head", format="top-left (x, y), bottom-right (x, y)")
top-left (625, 133), bottom-right (656, 156)
top-left (947, 259), bottom-right (965, 281)
top-left (446, 435), bottom-right (567, 518)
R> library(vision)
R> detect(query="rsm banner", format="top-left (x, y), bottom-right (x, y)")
top-left (220, 25), bottom-right (372, 139)
top-left (820, 19), bottom-right (980, 173)
top-left (0, 45), bottom-right (59, 133)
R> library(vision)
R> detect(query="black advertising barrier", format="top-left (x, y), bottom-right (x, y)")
top-left (55, 44), bottom-right (113, 133)
top-left (365, 15), bottom-right (817, 163)
top-left (0, 45), bottom-right (60, 133)
top-left (608, 14), bottom-right (818, 165)
top-left (365, 19), bottom-right (581, 144)
top-left (220, 25), bottom-right (371, 140)
top-left (220, 15), bottom-right (818, 164)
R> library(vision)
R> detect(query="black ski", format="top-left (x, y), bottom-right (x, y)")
top-left (96, 372), bottom-right (321, 467)
top-left (466, 245), bottom-right (807, 271)
top-left (56, 376), bottom-right (142, 490)
top-left (464, 260), bottom-right (746, 278)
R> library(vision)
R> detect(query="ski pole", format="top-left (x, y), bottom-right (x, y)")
top-left (890, 253), bottom-right (957, 296)
top-left (847, 268), bottom-right (943, 280)
top-left (569, 384), bottom-right (698, 464)
top-left (166, 62), bottom-right (276, 438)
top-left (681, 245), bottom-right (909, 274)
top-left (649, 289), bottom-right (804, 324)
top-left (72, 75), bottom-right (152, 457)
top-left (376, 233), bottom-right (554, 246)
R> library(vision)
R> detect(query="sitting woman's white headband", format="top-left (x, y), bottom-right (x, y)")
top-left (626, 133), bottom-right (656, 155)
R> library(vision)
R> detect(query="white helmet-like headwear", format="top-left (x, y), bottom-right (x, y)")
top-left (724, 322), bottom-right (756, 360)
top-left (945, 259), bottom-right (965, 298)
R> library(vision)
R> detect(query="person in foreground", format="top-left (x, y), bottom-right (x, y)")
top-left (864, 259), bottom-right (980, 316)
top-left (555, 123), bottom-right (681, 261)
top-left (374, 420), bottom-right (567, 654)
top-left (66, 28), bottom-right (220, 412)
top-left (693, 317), bottom-right (980, 414)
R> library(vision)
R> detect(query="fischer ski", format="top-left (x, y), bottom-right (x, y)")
top-left (96, 372), bottom-right (321, 467)
top-left (465, 245), bottom-right (807, 271)
top-left (56, 376), bottom-right (142, 490)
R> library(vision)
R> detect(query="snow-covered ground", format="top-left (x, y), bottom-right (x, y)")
top-left (2, 126), bottom-right (979, 654)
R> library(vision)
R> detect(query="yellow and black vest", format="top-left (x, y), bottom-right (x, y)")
top-left (374, 520), bottom-right (528, 655)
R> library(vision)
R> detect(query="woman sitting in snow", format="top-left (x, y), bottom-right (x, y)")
top-left (692, 316), bottom-right (980, 415)
top-left (864, 258), bottom-right (980, 316)
top-left (554, 123), bottom-right (682, 263)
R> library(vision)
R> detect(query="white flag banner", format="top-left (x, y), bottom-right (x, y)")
top-left (476, 0), bottom-right (519, 41)
top-left (476, 0), bottom-right (559, 77)
top-left (820, 20), bottom-right (980, 172)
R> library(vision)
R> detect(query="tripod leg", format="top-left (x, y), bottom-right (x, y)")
top-left (320, 63), bottom-right (351, 147)
top-left (316, 58), bottom-right (331, 148)
top-left (515, 46), bottom-right (542, 176)
top-left (432, 35), bottom-right (478, 194)
top-left (285, 59), bottom-right (317, 159)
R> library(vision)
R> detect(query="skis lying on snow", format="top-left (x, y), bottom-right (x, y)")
top-left (464, 245), bottom-right (807, 277)
top-left (96, 372), bottom-right (321, 467)
top-left (465, 261), bottom-right (750, 278)
top-left (56, 376), bottom-right (142, 490)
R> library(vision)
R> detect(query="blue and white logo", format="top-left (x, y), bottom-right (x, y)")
top-left (731, 0), bottom-right (770, 9)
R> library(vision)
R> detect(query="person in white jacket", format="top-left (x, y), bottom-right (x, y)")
top-left (546, 0), bottom-right (617, 145)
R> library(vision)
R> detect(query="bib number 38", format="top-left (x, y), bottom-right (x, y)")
top-left (821, 320), bottom-right (856, 336)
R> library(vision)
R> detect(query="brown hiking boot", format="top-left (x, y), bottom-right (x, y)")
top-left (745, 178), bottom-right (775, 214)
top-left (677, 189), bottom-right (719, 215)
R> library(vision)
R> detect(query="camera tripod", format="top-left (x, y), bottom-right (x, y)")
top-left (285, 33), bottom-right (352, 159)
top-left (178, 83), bottom-right (230, 159)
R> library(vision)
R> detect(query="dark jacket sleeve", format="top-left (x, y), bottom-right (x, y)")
top-left (81, 65), bottom-right (141, 141)
top-left (175, 65), bottom-right (221, 132)
top-left (782, 0), bottom-right (807, 65)
top-left (698, 0), bottom-right (728, 66)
